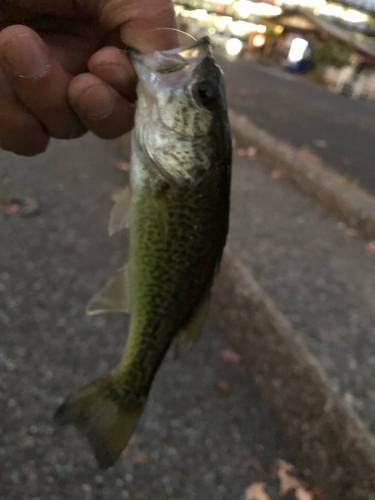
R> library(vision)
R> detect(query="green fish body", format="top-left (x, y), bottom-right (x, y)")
top-left (54, 37), bottom-right (232, 469)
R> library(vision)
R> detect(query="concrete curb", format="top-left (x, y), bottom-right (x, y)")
top-left (212, 249), bottom-right (375, 500)
top-left (229, 109), bottom-right (375, 241)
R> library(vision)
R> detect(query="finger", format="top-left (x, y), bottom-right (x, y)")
top-left (29, 18), bottom-right (103, 74)
top-left (69, 73), bottom-right (134, 139)
top-left (98, 0), bottom-right (178, 54)
top-left (42, 33), bottom-right (96, 75)
top-left (88, 46), bottom-right (137, 101)
top-left (0, 66), bottom-right (49, 156)
top-left (0, 25), bottom-right (85, 139)
top-left (0, 65), bottom-right (14, 99)
top-left (0, 100), bottom-right (50, 156)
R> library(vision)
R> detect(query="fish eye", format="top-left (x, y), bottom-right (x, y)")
top-left (194, 81), bottom-right (217, 108)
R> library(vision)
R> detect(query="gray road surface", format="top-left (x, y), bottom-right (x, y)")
top-left (0, 135), bottom-right (301, 499)
top-left (219, 56), bottom-right (375, 195)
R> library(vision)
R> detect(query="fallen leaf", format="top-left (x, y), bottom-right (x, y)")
top-left (247, 147), bottom-right (257, 157)
top-left (215, 379), bottom-right (234, 397)
top-left (241, 457), bottom-right (264, 475)
top-left (133, 451), bottom-right (148, 464)
top-left (336, 222), bottom-right (358, 237)
top-left (276, 460), bottom-right (315, 499)
top-left (365, 241), bottom-right (375, 254)
top-left (220, 347), bottom-right (241, 364)
top-left (344, 227), bottom-right (358, 237)
top-left (134, 493), bottom-right (146, 500)
top-left (117, 161), bottom-right (130, 171)
top-left (232, 431), bottom-right (241, 442)
top-left (276, 460), bottom-right (304, 495)
top-left (309, 486), bottom-right (325, 500)
top-left (7, 203), bottom-right (19, 214)
top-left (271, 170), bottom-right (283, 179)
top-left (296, 488), bottom-right (313, 500)
top-left (244, 482), bottom-right (270, 500)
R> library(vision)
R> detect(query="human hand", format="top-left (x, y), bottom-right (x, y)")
top-left (0, 0), bottom-right (177, 156)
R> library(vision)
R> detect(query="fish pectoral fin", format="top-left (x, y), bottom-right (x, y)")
top-left (54, 372), bottom-right (144, 469)
top-left (174, 292), bottom-right (211, 358)
top-left (86, 265), bottom-right (130, 315)
top-left (109, 185), bottom-right (131, 236)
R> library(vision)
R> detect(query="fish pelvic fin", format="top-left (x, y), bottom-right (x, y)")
top-left (109, 185), bottom-right (131, 236)
top-left (53, 373), bottom-right (144, 469)
top-left (174, 292), bottom-right (211, 358)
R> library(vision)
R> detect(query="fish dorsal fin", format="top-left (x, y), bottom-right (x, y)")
top-left (109, 185), bottom-right (131, 236)
top-left (174, 292), bottom-right (211, 357)
top-left (87, 265), bottom-right (130, 315)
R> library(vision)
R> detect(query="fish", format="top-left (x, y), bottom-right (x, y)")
top-left (53, 36), bottom-right (232, 469)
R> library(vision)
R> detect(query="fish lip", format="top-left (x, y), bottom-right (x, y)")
top-left (131, 36), bottom-right (212, 74)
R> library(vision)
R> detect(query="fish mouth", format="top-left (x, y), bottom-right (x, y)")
top-left (131, 36), bottom-right (212, 75)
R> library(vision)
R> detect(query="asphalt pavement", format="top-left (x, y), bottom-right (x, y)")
top-left (0, 135), bottom-right (303, 500)
top-left (218, 55), bottom-right (375, 195)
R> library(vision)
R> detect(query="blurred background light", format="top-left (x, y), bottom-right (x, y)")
top-left (190, 9), bottom-right (209, 21)
top-left (253, 34), bottom-right (267, 47)
top-left (230, 20), bottom-right (256, 36)
top-left (342, 9), bottom-right (368, 22)
top-left (215, 15), bottom-right (233, 30)
top-left (226, 37), bottom-right (243, 55)
top-left (287, 38), bottom-right (309, 62)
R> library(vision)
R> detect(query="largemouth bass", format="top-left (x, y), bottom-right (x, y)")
top-left (54, 36), bottom-right (232, 469)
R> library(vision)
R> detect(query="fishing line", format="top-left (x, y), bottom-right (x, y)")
top-left (149, 27), bottom-right (197, 42)
top-left (124, 28), bottom-right (196, 58)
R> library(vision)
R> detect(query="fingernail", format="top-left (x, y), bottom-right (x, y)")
top-left (5, 33), bottom-right (50, 78)
top-left (78, 85), bottom-right (116, 120)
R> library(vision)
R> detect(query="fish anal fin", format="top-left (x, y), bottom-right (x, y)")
top-left (174, 292), bottom-right (211, 358)
top-left (109, 185), bottom-right (131, 236)
top-left (87, 265), bottom-right (130, 316)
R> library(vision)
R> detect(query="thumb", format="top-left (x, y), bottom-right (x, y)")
top-left (97, 0), bottom-right (178, 54)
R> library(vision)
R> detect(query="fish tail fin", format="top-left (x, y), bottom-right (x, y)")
top-left (53, 373), bottom-right (144, 469)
